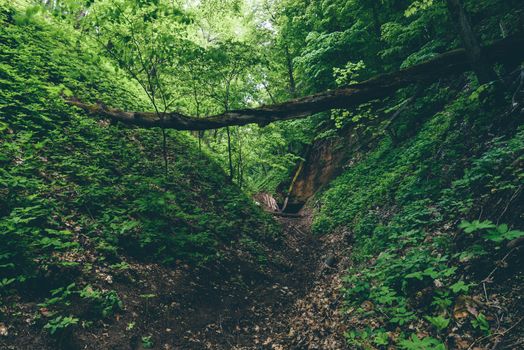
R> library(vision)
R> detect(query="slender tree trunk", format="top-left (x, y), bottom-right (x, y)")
top-left (281, 160), bottom-right (304, 213)
top-left (161, 128), bottom-right (168, 175)
top-left (226, 126), bottom-right (233, 181)
top-left (151, 95), bottom-right (169, 176)
top-left (370, 0), bottom-right (381, 40)
top-left (237, 132), bottom-right (243, 189)
top-left (284, 45), bottom-right (297, 98)
top-left (263, 82), bottom-right (277, 104)
top-left (225, 82), bottom-right (234, 181)
top-left (446, 0), bottom-right (496, 83)
top-left (195, 95), bottom-right (202, 154)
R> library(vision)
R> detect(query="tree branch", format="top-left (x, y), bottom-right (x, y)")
top-left (66, 35), bottom-right (524, 131)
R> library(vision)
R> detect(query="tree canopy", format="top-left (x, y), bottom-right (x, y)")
top-left (67, 33), bottom-right (524, 130)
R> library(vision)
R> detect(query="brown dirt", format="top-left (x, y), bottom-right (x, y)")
top-left (0, 208), bottom-right (353, 350)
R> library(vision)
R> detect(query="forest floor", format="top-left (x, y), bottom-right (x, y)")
top-left (123, 206), bottom-right (357, 350)
top-left (3, 207), bottom-right (355, 350)
top-left (163, 208), bottom-right (353, 350)
top-left (4, 196), bottom-right (524, 350)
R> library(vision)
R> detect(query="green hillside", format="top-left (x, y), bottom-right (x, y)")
top-left (0, 6), bottom-right (279, 348)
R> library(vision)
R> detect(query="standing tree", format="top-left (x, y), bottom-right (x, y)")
top-left (84, 0), bottom-right (189, 174)
top-left (445, 0), bottom-right (496, 83)
top-left (202, 40), bottom-right (261, 181)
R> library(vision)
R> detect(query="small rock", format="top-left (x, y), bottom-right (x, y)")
top-left (0, 323), bottom-right (8, 336)
top-left (507, 237), bottom-right (524, 249)
top-left (324, 255), bottom-right (337, 268)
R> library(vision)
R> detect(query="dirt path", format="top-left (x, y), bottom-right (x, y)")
top-left (2, 209), bottom-right (352, 350)
top-left (167, 211), bottom-right (353, 350)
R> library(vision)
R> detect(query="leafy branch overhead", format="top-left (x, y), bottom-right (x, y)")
top-left (67, 35), bottom-right (524, 130)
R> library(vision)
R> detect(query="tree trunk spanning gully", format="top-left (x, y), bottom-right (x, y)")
top-left (67, 35), bottom-right (524, 131)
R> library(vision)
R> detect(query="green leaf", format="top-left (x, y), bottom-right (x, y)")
top-left (424, 315), bottom-right (450, 331)
top-left (399, 334), bottom-right (446, 350)
top-left (450, 280), bottom-right (474, 293)
top-left (472, 313), bottom-right (490, 334)
top-left (459, 220), bottom-right (496, 234)
top-left (405, 271), bottom-right (424, 280)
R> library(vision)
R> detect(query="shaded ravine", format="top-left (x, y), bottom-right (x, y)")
top-left (165, 210), bottom-right (354, 350)
top-left (38, 206), bottom-right (354, 350)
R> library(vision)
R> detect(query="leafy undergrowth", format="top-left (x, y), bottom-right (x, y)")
top-left (313, 83), bottom-right (524, 349)
top-left (0, 6), bottom-right (280, 348)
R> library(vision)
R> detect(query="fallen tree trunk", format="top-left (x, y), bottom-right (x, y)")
top-left (67, 35), bottom-right (524, 131)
